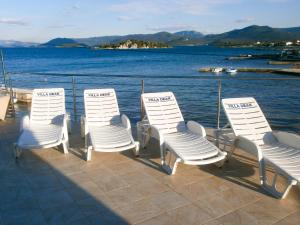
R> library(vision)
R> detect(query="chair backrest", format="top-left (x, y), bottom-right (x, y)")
top-left (222, 97), bottom-right (272, 145)
top-left (142, 92), bottom-right (185, 134)
top-left (30, 88), bottom-right (65, 124)
top-left (84, 89), bottom-right (120, 126)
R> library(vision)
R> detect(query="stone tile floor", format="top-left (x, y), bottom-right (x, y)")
top-left (0, 118), bottom-right (300, 225)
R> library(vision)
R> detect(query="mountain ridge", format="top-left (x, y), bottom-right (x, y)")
top-left (1, 25), bottom-right (300, 48)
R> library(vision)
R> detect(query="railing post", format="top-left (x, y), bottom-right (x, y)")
top-left (1, 50), bottom-right (8, 90)
top-left (140, 80), bottom-right (145, 120)
top-left (216, 79), bottom-right (222, 129)
top-left (216, 79), bottom-right (222, 148)
top-left (72, 76), bottom-right (77, 122)
top-left (8, 77), bottom-right (15, 117)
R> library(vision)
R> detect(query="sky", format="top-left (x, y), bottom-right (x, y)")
top-left (0, 0), bottom-right (299, 43)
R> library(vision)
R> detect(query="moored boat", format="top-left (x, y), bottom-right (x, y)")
top-left (212, 67), bottom-right (223, 73)
top-left (226, 68), bottom-right (237, 73)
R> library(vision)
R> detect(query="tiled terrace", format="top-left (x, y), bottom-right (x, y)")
top-left (0, 115), bottom-right (300, 225)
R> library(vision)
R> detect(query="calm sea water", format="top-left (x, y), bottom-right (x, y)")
top-left (2, 46), bottom-right (300, 133)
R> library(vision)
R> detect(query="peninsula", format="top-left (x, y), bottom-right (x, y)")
top-left (96, 40), bottom-right (169, 49)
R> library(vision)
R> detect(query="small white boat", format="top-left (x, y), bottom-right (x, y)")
top-left (212, 67), bottom-right (223, 73)
top-left (226, 68), bottom-right (237, 73)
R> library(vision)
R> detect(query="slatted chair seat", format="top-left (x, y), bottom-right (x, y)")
top-left (15, 88), bottom-right (69, 158)
top-left (164, 132), bottom-right (221, 162)
top-left (142, 92), bottom-right (226, 175)
top-left (89, 125), bottom-right (136, 150)
top-left (18, 123), bottom-right (63, 149)
top-left (222, 97), bottom-right (300, 199)
top-left (261, 144), bottom-right (300, 181)
top-left (84, 89), bottom-right (139, 161)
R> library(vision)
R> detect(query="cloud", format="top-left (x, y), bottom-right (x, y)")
top-left (71, 4), bottom-right (80, 10)
top-left (108, 0), bottom-right (240, 16)
top-left (235, 17), bottom-right (255, 23)
top-left (117, 16), bottom-right (135, 21)
top-left (147, 24), bottom-right (196, 32)
top-left (47, 24), bottom-right (74, 29)
top-left (0, 18), bottom-right (28, 26)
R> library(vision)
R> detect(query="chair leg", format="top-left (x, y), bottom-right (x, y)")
top-left (161, 150), bottom-right (180, 175)
top-left (13, 143), bottom-right (22, 159)
top-left (226, 140), bottom-right (237, 162)
top-left (259, 161), bottom-right (297, 199)
top-left (86, 146), bottom-right (92, 161)
top-left (171, 158), bottom-right (181, 175)
top-left (133, 141), bottom-right (140, 157)
top-left (62, 140), bottom-right (69, 154)
top-left (159, 143), bottom-right (166, 166)
top-left (258, 159), bottom-right (267, 185)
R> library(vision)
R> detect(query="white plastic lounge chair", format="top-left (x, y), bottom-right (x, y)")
top-left (83, 89), bottom-right (139, 161)
top-left (222, 97), bottom-right (300, 199)
top-left (142, 92), bottom-right (227, 175)
top-left (15, 88), bottom-right (69, 157)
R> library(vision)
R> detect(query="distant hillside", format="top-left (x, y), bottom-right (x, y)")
top-left (40, 38), bottom-right (86, 48)
top-left (75, 31), bottom-right (204, 46)
top-left (0, 40), bottom-right (38, 48)
top-left (38, 25), bottom-right (300, 48)
top-left (204, 25), bottom-right (300, 44)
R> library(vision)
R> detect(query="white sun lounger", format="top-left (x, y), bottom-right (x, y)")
top-left (83, 89), bottom-right (139, 161)
top-left (222, 97), bottom-right (300, 199)
top-left (142, 92), bottom-right (227, 175)
top-left (15, 88), bottom-right (69, 157)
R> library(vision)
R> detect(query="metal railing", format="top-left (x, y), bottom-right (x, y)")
top-left (5, 71), bottom-right (300, 134)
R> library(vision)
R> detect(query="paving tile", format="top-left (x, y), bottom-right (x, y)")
top-left (0, 186), bottom-right (33, 206)
top-left (42, 204), bottom-right (86, 225)
top-left (85, 166), bottom-right (115, 181)
top-left (172, 177), bottom-right (232, 202)
top-left (26, 173), bottom-right (63, 190)
top-left (209, 209), bottom-right (274, 225)
top-left (1, 208), bottom-right (47, 225)
top-left (195, 192), bottom-right (236, 220)
top-left (166, 203), bottom-right (214, 225)
top-left (207, 196), bottom-right (300, 225)
top-left (273, 210), bottom-right (300, 225)
top-left (135, 212), bottom-right (173, 225)
top-left (0, 197), bottom-right (40, 211)
top-left (76, 197), bottom-right (116, 217)
top-left (66, 180), bottom-right (103, 201)
top-left (116, 198), bottom-right (162, 224)
top-left (237, 197), bottom-right (300, 223)
top-left (0, 170), bottom-right (29, 188)
top-left (149, 191), bottom-right (189, 211)
top-left (137, 200), bottom-right (220, 225)
top-left (90, 171), bottom-right (130, 193)
top-left (35, 188), bottom-right (74, 210)
top-left (57, 172), bottom-right (92, 188)
top-left (201, 219), bottom-right (224, 225)
top-left (141, 164), bottom-right (168, 178)
top-left (133, 178), bottom-right (170, 198)
top-left (122, 170), bottom-right (158, 186)
top-left (105, 186), bottom-right (145, 209)
top-left (108, 160), bottom-right (145, 175)
top-left (88, 211), bottom-right (129, 225)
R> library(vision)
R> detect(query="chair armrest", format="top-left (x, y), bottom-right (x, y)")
top-left (187, 121), bottom-right (206, 137)
top-left (273, 131), bottom-right (300, 149)
top-left (236, 135), bottom-right (263, 160)
top-left (20, 115), bottom-right (30, 131)
top-left (121, 114), bottom-right (131, 130)
top-left (149, 125), bottom-right (164, 144)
